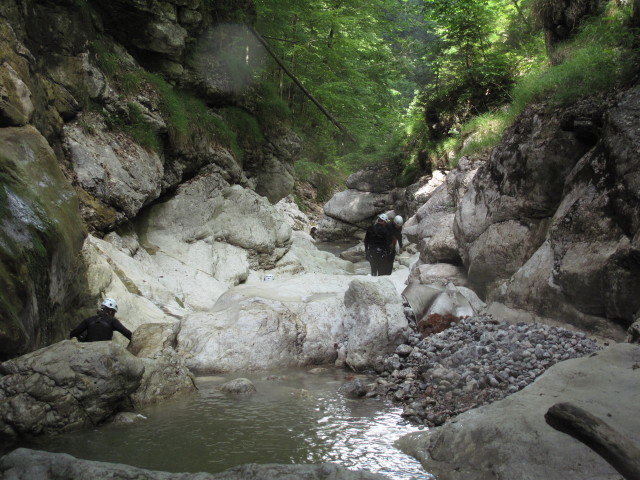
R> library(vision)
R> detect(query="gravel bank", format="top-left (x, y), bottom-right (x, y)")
top-left (370, 314), bottom-right (601, 426)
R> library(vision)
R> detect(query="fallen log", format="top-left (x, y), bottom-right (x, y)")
top-left (545, 402), bottom-right (640, 480)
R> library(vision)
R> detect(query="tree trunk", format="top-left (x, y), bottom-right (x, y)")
top-left (633, 0), bottom-right (640, 28)
top-left (545, 402), bottom-right (640, 480)
top-left (511, 0), bottom-right (532, 30)
top-left (248, 26), bottom-right (356, 143)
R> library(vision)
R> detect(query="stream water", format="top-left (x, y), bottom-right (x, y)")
top-left (18, 368), bottom-right (432, 479)
top-left (4, 240), bottom-right (433, 478)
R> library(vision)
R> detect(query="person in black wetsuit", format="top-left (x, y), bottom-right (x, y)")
top-left (70, 298), bottom-right (132, 342)
top-left (381, 215), bottom-right (404, 275)
top-left (364, 213), bottom-right (392, 276)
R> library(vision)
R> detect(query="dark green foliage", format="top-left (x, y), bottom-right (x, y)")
top-left (412, 0), bottom-right (523, 145)
top-left (397, 161), bottom-right (421, 188)
top-left (294, 160), bottom-right (344, 202)
top-left (223, 107), bottom-right (265, 151)
top-left (90, 38), bottom-right (120, 77)
top-left (396, 0), bottom-right (638, 174)
top-left (292, 192), bottom-right (309, 212)
top-left (90, 37), bottom-right (242, 157)
top-left (254, 80), bottom-right (291, 125)
top-left (511, 5), bottom-right (639, 113)
top-left (254, 0), bottom-right (422, 184)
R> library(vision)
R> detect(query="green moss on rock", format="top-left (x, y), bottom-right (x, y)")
top-left (0, 126), bottom-right (88, 359)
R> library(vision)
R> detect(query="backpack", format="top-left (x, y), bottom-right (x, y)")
top-left (79, 315), bottom-right (111, 342)
top-left (367, 223), bottom-right (388, 248)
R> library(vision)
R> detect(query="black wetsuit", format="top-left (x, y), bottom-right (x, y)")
top-left (70, 313), bottom-right (132, 342)
top-left (364, 222), bottom-right (391, 276)
top-left (381, 223), bottom-right (403, 275)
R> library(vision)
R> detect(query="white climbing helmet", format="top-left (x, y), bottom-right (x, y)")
top-left (101, 297), bottom-right (118, 312)
top-left (394, 215), bottom-right (404, 226)
top-left (377, 213), bottom-right (389, 223)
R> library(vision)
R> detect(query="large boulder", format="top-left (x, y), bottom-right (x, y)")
top-left (342, 278), bottom-right (409, 371)
top-left (315, 215), bottom-right (361, 242)
top-left (0, 448), bottom-right (390, 480)
top-left (176, 274), bottom-right (409, 373)
top-left (126, 323), bottom-right (197, 407)
top-left (408, 263), bottom-right (468, 287)
top-left (175, 274), bottom-right (355, 372)
top-left (323, 189), bottom-right (392, 226)
top-left (128, 322), bottom-right (179, 359)
top-left (272, 231), bottom-right (355, 278)
top-left (63, 113), bottom-right (164, 224)
top-left (345, 164), bottom-right (396, 193)
top-left (0, 341), bottom-right (144, 438)
top-left (129, 351), bottom-right (197, 408)
top-left (394, 160), bottom-right (478, 266)
top-left (398, 343), bottom-right (640, 480)
top-left (454, 88), bottom-right (640, 336)
top-left (143, 176), bottom-right (291, 271)
top-left (403, 183), bottom-right (459, 265)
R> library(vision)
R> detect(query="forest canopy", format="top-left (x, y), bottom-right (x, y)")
top-left (253, 0), bottom-right (639, 197)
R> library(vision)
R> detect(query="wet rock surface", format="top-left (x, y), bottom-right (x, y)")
top-left (0, 341), bottom-right (144, 438)
top-left (0, 448), bottom-right (390, 480)
top-left (371, 312), bottom-right (601, 427)
top-left (397, 343), bottom-right (640, 480)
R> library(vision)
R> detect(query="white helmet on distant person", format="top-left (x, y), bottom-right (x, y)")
top-left (377, 213), bottom-right (389, 223)
top-left (101, 297), bottom-right (118, 312)
top-left (394, 215), bottom-right (404, 226)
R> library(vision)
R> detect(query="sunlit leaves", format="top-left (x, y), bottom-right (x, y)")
top-left (254, 0), bottom-right (423, 167)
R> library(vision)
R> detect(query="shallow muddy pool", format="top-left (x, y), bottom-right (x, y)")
top-left (16, 368), bottom-right (432, 479)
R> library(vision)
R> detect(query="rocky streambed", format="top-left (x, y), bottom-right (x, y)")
top-left (369, 313), bottom-right (602, 427)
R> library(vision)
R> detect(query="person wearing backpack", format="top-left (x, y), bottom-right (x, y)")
top-left (70, 298), bottom-right (132, 342)
top-left (364, 213), bottom-right (392, 276)
top-left (381, 215), bottom-right (404, 275)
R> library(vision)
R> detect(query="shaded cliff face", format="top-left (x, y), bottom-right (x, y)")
top-left (454, 87), bottom-right (640, 337)
top-left (0, 0), bottom-right (300, 358)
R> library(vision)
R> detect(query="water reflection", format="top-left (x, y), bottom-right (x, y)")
top-left (19, 369), bottom-right (432, 479)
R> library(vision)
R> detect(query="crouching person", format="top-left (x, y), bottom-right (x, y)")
top-left (70, 297), bottom-right (132, 343)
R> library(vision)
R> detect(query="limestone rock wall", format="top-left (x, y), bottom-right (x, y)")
top-left (0, 0), bottom-right (302, 358)
top-left (0, 127), bottom-right (86, 359)
top-left (453, 88), bottom-right (640, 337)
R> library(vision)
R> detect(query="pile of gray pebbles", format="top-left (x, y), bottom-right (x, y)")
top-left (369, 314), bottom-right (602, 427)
